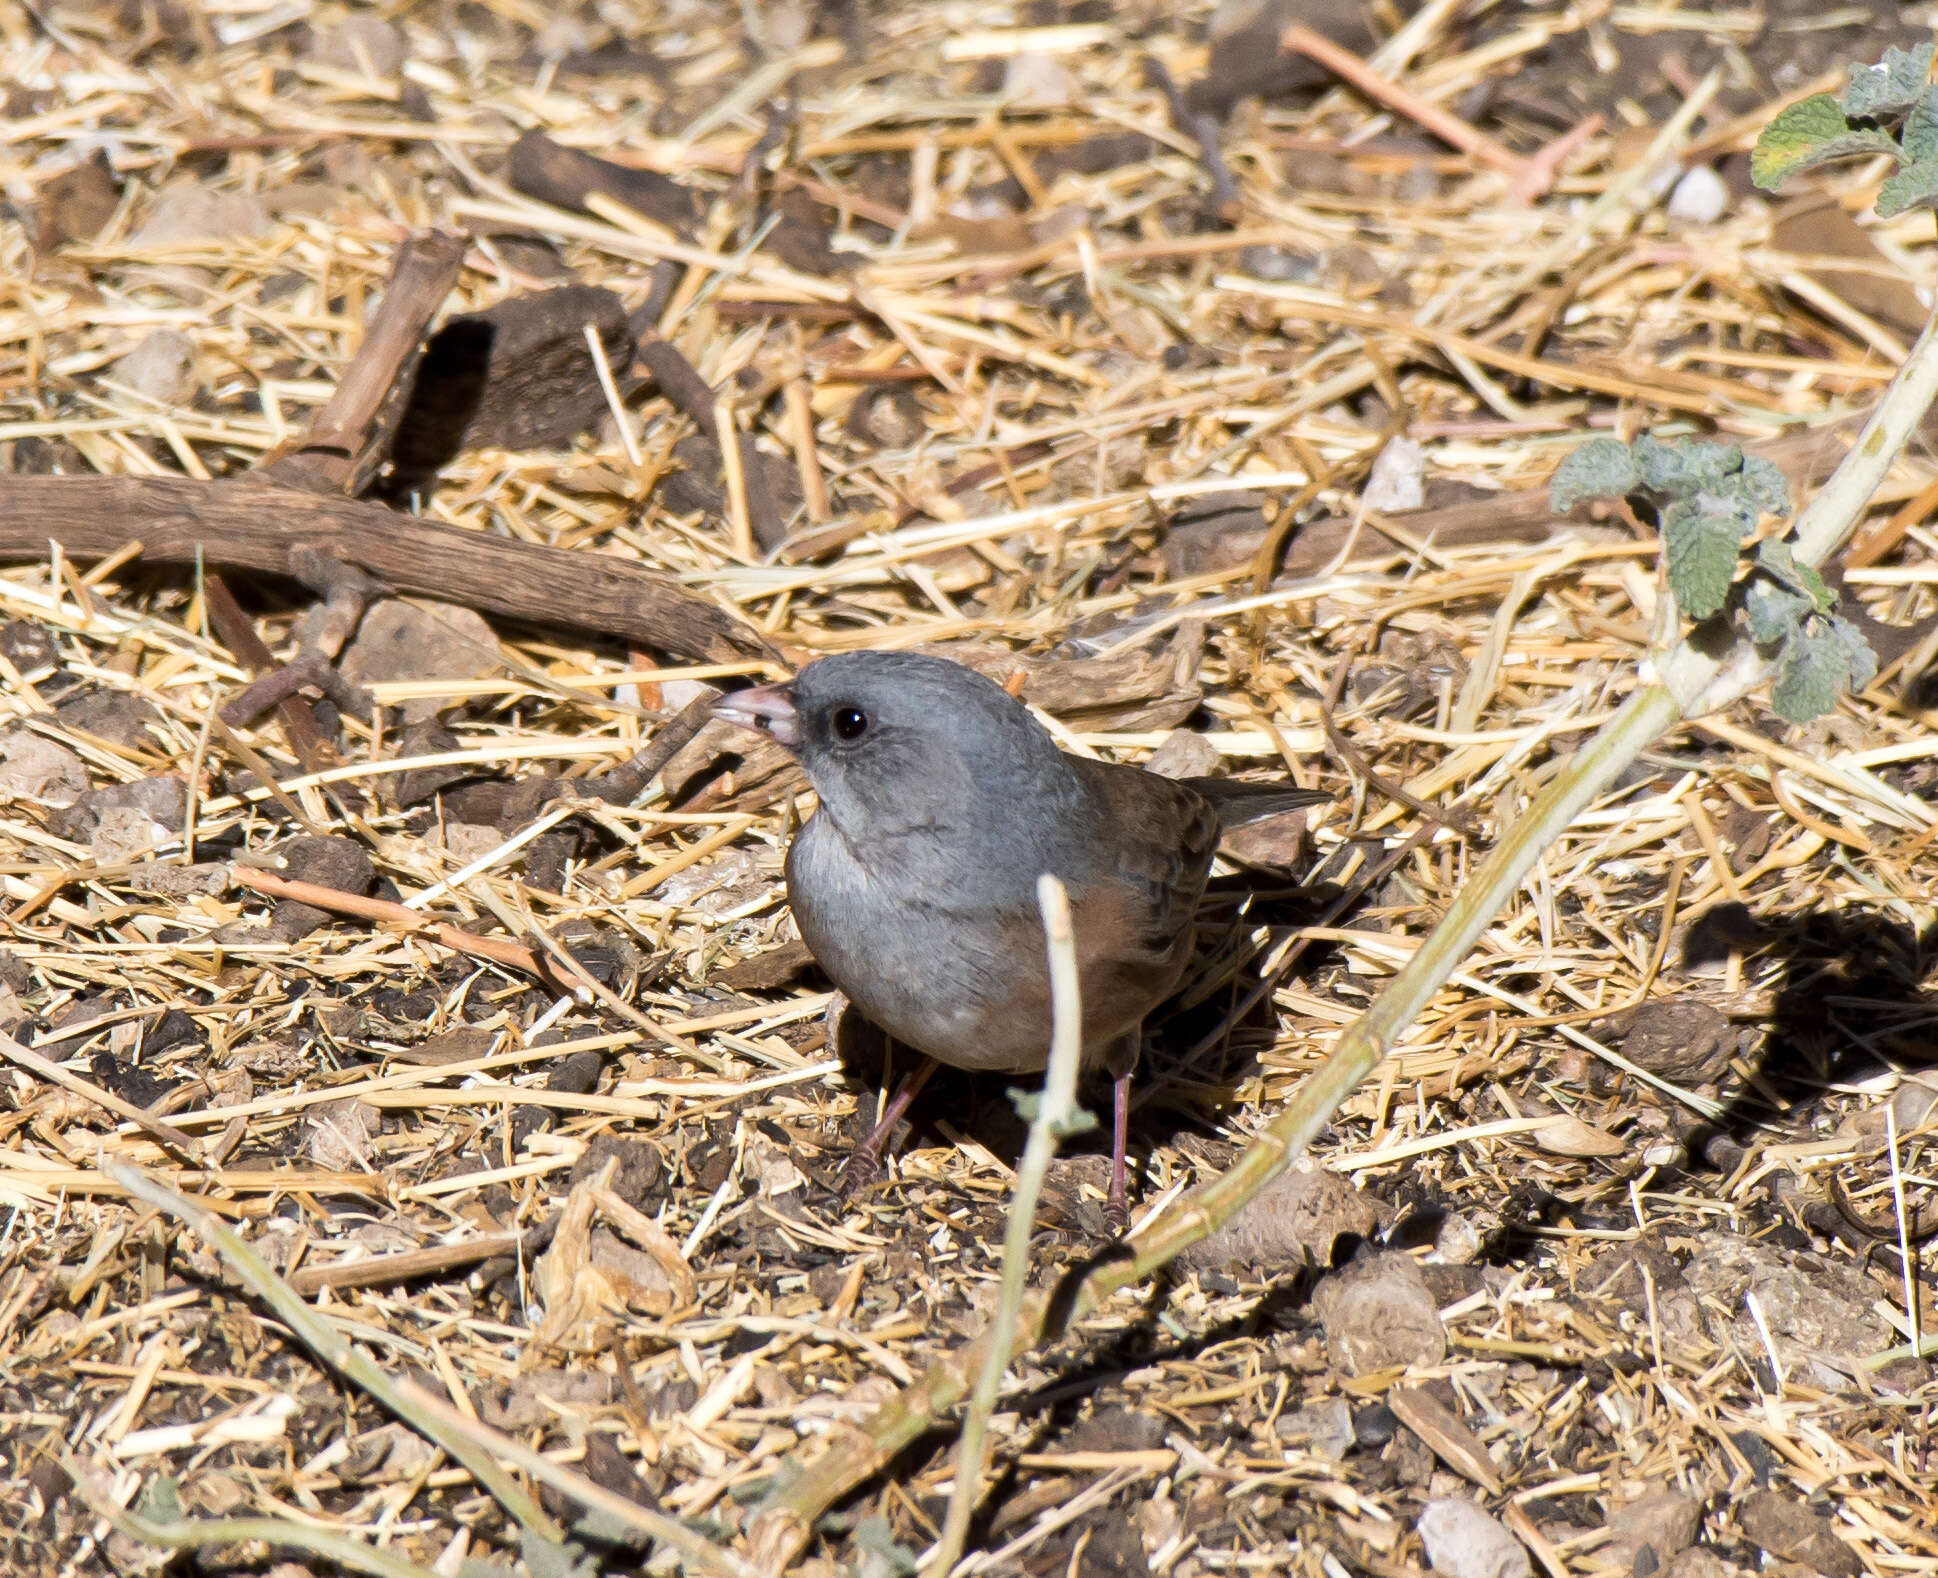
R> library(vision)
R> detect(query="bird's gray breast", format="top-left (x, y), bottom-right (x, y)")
top-left (785, 812), bottom-right (1054, 1072)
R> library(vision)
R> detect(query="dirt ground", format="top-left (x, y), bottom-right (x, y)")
top-left (1, 2), bottom-right (1936, 1576)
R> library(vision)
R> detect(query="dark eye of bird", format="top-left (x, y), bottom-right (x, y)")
top-left (830, 705), bottom-right (869, 742)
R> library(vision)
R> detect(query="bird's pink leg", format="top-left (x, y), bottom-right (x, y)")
top-left (837, 1054), bottom-right (937, 1199)
top-left (1105, 1063), bottom-right (1132, 1237)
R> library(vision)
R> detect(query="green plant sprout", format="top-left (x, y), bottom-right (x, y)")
top-left (1755, 43), bottom-right (1938, 217)
top-left (1549, 433), bottom-right (1876, 723)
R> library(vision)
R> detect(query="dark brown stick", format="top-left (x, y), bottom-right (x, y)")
top-left (259, 231), bottom-right (468, 496)
top-left (202, 571), bottom-right (336, 774)
top-left (0, 475), bottom-right (772, 662)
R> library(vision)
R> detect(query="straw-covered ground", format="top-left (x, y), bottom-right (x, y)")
top-left (2, 1), bottom-right (1936, 1574)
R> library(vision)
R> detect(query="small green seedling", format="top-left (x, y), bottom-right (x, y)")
top-left (1551, 434), bottom-right (1875, 723)
top-left (1754, 42), bottom-right (1938, 218)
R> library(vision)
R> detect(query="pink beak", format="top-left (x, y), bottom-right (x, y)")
top-left (711, 682), bottom-right (800, 748)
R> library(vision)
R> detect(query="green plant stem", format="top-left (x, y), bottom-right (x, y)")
top-left (926, 875), bottom-right (1088, 1577)
top-left (71, 1492), bottom-right (451, 1578)
top-left (105, 1161), bottom-right (762, 1578)
top-left (106, 1161), bottom-right (564, 1546)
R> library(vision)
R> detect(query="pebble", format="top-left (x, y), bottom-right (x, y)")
top-left (1667, 165), bottom-right (1729, 225)
top-left (1417, 1499), bottom-right (1532, 1578)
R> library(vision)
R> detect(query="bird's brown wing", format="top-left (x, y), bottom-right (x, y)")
top-left (1069, 756), bottom-right (1221, 966)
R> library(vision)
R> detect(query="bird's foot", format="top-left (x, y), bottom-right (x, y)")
top-left (1102, 1188), bottom-right (1130, 1240)
top-left (835, 1142), bottom-right (886, 1203)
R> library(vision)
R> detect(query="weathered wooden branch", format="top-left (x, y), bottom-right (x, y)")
top-left (0, 474), bottom-right (773, 663)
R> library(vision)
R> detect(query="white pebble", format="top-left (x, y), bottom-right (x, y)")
top-left (1667, 164), bottom-right (1729, 225)
top-left (1417, 1500), bottom-right (1532, 1578)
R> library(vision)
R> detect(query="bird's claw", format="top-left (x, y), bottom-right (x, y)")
top-left (835, 1145), bottom-right (885, 1202)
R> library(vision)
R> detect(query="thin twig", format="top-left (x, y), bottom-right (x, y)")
top-left (927, 874), bottom-right (1086, 1576)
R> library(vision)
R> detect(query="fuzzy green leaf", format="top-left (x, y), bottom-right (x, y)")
top-left (1878, 156), bottom-right (1938, 217)
top-left (855, 1515), bottom-right (921, 1578)
top-left (1634, 434), bottom-right (1743, 495)
top-left (1007, 1088), bottom-right (1099, 1136)
top-left (135, 1477), bottom-right (183, 1526)
top-left (1902, 86), bottom-right (1938, 164)
top-left (1549, 437), bottom-right (1640, 511)
top-left (1661, 498), bottom-right (1742, 620)
top-left (1771, 624), bottom-right (1852, 723)
top-left (1830, 614), bottom-right (1879, 691)
top-left (519, 1532), bottom-right (600, 1578)
top-left (1841, 43), bottom-right (1936, 118)
top-left (1737, 454), bottom-right (1791, 518)
top-left (1754, 538), bottom-right (1833, 609)
top-left (1751, 93), bottom-right (1898, 189)
top-left (1744, 576), bottom-right (1812, 646)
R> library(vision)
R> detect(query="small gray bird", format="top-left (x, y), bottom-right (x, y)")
top-left (713, 649), bottom-right (1327, 1230)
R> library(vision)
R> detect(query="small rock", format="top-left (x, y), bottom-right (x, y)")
top-left (1417, 1499), bottom-right (1531, 1578)
top-left (109, 329), bottom-right (198, 406)
top-left (1607, 1489), bottom-right (1704, 1567)
top-left (338, 599), bottom-right (500, 724)
top-left (1363, 436), bottom-right (1426, 512)
top-left (37, 152), bottom-right (120, 247)
top-left (305, 1097), bottom-right (380, 1170)
top-left (91, 802), bottom-right (173, 862)
top-left (55, 689), bottom-right (164, 751)
top-left (1663, 1236), bottom-right (1888, 1391)
top-left (1217, 808), bottom-right (1311, 869)
top-left (47, 773), bottom-right (187, 844)
top-left (0, 728), bottom-right (89, 806)
top-left (124, 862), bottom-right (227, 897)
top-left (306, 16), bottom-right (405, 78)
top-left (655, 846), bottom-right (764, 913)
top-left (1619, 998), bottom-right (1734, 1084)
top-left (1159, 492), bottom-right (1269, 578)
top-left (1310, 1250), bottom-right (1446, 1375)
top-left (1144, 729), bottom-right (1223, 779)
top-left (1274, 1396), bottom-right (1354, 1459)
top-left (1353, 1401), bottom-right (1399, 1447)
top-left (1237, 243), bottom-right (1318, 282)
top-left (1429, 1212), bottom-right (1485, 1265)
top-left (1181, 1159), bottom-right (1380, 1275)
top-left (426, 820), bottom-right (505, 866)
top-left (129, 185), bottom-right (271, 248)
top-left (1736, 1492), bottom-right (1859, 1578)
top-left (1062, 1405), bottom-right (1167, 1455)
top-left (1002, 52), bottom-right (1073, 108)
top-left (0, 619), bottom-right (58, 672)
top-left (1658, 1549), bottom-right (1729, 1578)
top-left (1889, 1071), bottom-right (1938, 1133)
top-left (1667, 165), bottom-right (1729, 225)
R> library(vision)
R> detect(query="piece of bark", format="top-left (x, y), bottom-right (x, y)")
top-left (202, 568), bottom-right (338, 774)
top-left (916, 627), bottom-right (1205, 732)
top-left (36, 152), bottom-right (121, 248)
top-left (0, 474), bottom-right (772, 662)
top-left (1186, 0), bottom-right (1374, 121)
top-left (387, 284), bottom-right (634, 481)
top-left (505, 130), bottom-right (700, 236)
top-left (714, 937), bottom-right (818, 992)
top-left (764, 187), bottom-right (863, 277)
top-left (261, 230), bottom-right (468, 495)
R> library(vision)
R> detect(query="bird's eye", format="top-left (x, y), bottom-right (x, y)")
top-left (830, 705), bottom-right (869, 742)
